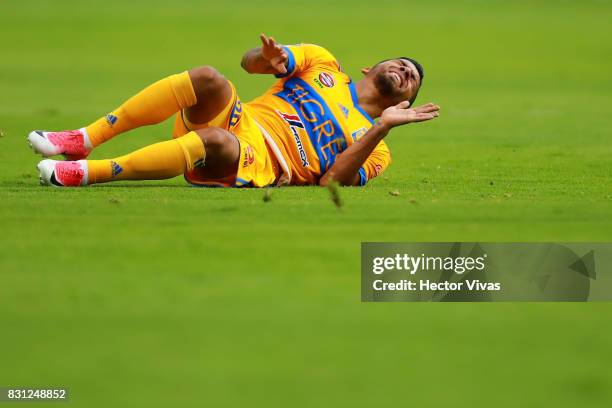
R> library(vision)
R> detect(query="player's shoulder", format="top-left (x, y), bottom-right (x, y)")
top-left (289, 43), bottom-right (341, 71)
top-left (296, 43), bottom-right (334, 56)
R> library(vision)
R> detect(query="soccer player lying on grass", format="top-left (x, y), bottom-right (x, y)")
top-left (29, 34), bottom-right (439, 188)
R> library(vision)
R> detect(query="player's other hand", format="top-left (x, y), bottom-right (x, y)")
top-left (260, 33), bottom-right (288, 75)
top-left (379, 102), bottom-right (440, 130)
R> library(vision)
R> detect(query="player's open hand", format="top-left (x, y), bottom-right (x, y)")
top-left (379, 102), bottom-right (440, 129)
top-left (260, 33), bottom-right (288, 75)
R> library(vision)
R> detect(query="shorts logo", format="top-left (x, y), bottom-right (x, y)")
top-left (351, 127), bottom-right (367, 141)
top-left (277, 111), bottom-right (309, 168)
top-left (374, 164), bottom-right (383, 176)
top-left (193, 158), bottom-right (205, 168)
top-left (105, 114), bottom-right (118, 127)
top-left (229, 100), bottom-right (243, 128)
top-left (242, 145), bottom-right (254, 168)
top-left (110, 161), bottom-right (123, 177)
top-left (318, 72), bottom-right (334, 88)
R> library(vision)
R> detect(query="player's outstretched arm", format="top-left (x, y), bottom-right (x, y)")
top-left (241, 34), bottom-right (289, 75)
top-left (319, 102), bottom-right (440, 186)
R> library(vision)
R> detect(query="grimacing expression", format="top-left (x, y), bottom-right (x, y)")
top-left (369, 58), bottom-right (422, 104)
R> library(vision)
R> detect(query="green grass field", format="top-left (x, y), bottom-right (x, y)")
top-left (1, 0), bottom-right (612, 406)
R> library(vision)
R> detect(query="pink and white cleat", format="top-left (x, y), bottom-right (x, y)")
top-left (28, 128), bottom-right (92, 160)
top-left (37, 159), bottom-right (88, 187)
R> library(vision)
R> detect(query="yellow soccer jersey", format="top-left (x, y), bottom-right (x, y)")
top-left (247, 43), bottom-right (391, 186)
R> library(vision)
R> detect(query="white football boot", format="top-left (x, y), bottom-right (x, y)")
top-left (28, 128), bottom-right (92, 160)
top-left (37, 159), bottom-right (88, 187)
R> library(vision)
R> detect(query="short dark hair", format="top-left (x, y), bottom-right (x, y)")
top-left (401, 57), bottom-right (424, 82)
top-left (377, 56), bottom-right (425, 104)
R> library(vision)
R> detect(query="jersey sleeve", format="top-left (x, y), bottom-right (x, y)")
top-left (358, 140), bottom-right (391, 186)
top-left (275, 43), bottom-right (339, 78)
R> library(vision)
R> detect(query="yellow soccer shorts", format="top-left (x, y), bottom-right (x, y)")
top-left (172, 81), bottom-right (279, 187)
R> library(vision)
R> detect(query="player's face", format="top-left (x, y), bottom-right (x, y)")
top-left (369, 58), bottom-right (421, 104)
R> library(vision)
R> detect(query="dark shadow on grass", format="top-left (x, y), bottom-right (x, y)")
top-left (1, 180), bottom-right (324, 190)
top-left (87, 184), bottom-right (195, 189)
top-left (0, 181), bottom-right (192, 189)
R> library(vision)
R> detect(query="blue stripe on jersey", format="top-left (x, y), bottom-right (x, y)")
top-left (275, 46), bottom-right (296, 78)
top-left (274, 77), bottom-right (347, 173)
top-left (348, 81), bottom-right (375, 125)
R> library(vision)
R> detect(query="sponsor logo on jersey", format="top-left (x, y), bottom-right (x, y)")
top-left (110, 161), bottom-right (123, 177)
top-left (351, 127), bottom-right (367, 141)
top-left (275, 79), bottom-right (347, 172)
top-left (318, 72), bottom-right (335, 88)
top-left (338, 103), bottom-right (349, 118)
top-left (277, 111), bottom-right (309, 168)
top-left (277, 111), bottom-right (304, 129)
top-left (105, 114), bottom-right (118, 126)
top-left (242, 145), bottom-right (255, 168)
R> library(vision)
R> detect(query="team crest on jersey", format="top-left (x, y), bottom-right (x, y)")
top-left (318, 72), bottom-right (335, 88)
top-left (351, 127), bottom-right (367, 141)
top-left (338, 103), bottom-right (349, 118)
top-left (105, 114), bottom-right (118, 127)
top-left (242, 145), bottom-right (254, 168)
top-left (277, 111), bottom-right (309, 168)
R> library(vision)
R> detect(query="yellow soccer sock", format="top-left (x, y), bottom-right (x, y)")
top-left (86, 132), bottom-right (205, 184)
top-left (86, 71), bottom-right (197, 147)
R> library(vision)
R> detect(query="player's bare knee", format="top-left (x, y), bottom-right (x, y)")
top-left (189, 65), bottom-right (222, 83)
top-left (188, 66), bottom-right (227, 96)
top-left (195, 128), bottom-right (231, 152)
top-left (194, 128), bottom-right (239, 174)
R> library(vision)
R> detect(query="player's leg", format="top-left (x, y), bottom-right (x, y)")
top-left (28, 66), bottom-right (232, 159)
top-left (183, 66), bottom-right (234, 126)
top-left (37, 127), bottom-right (239, 187)
top-left (28, 71), bottom-right (197, 160)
